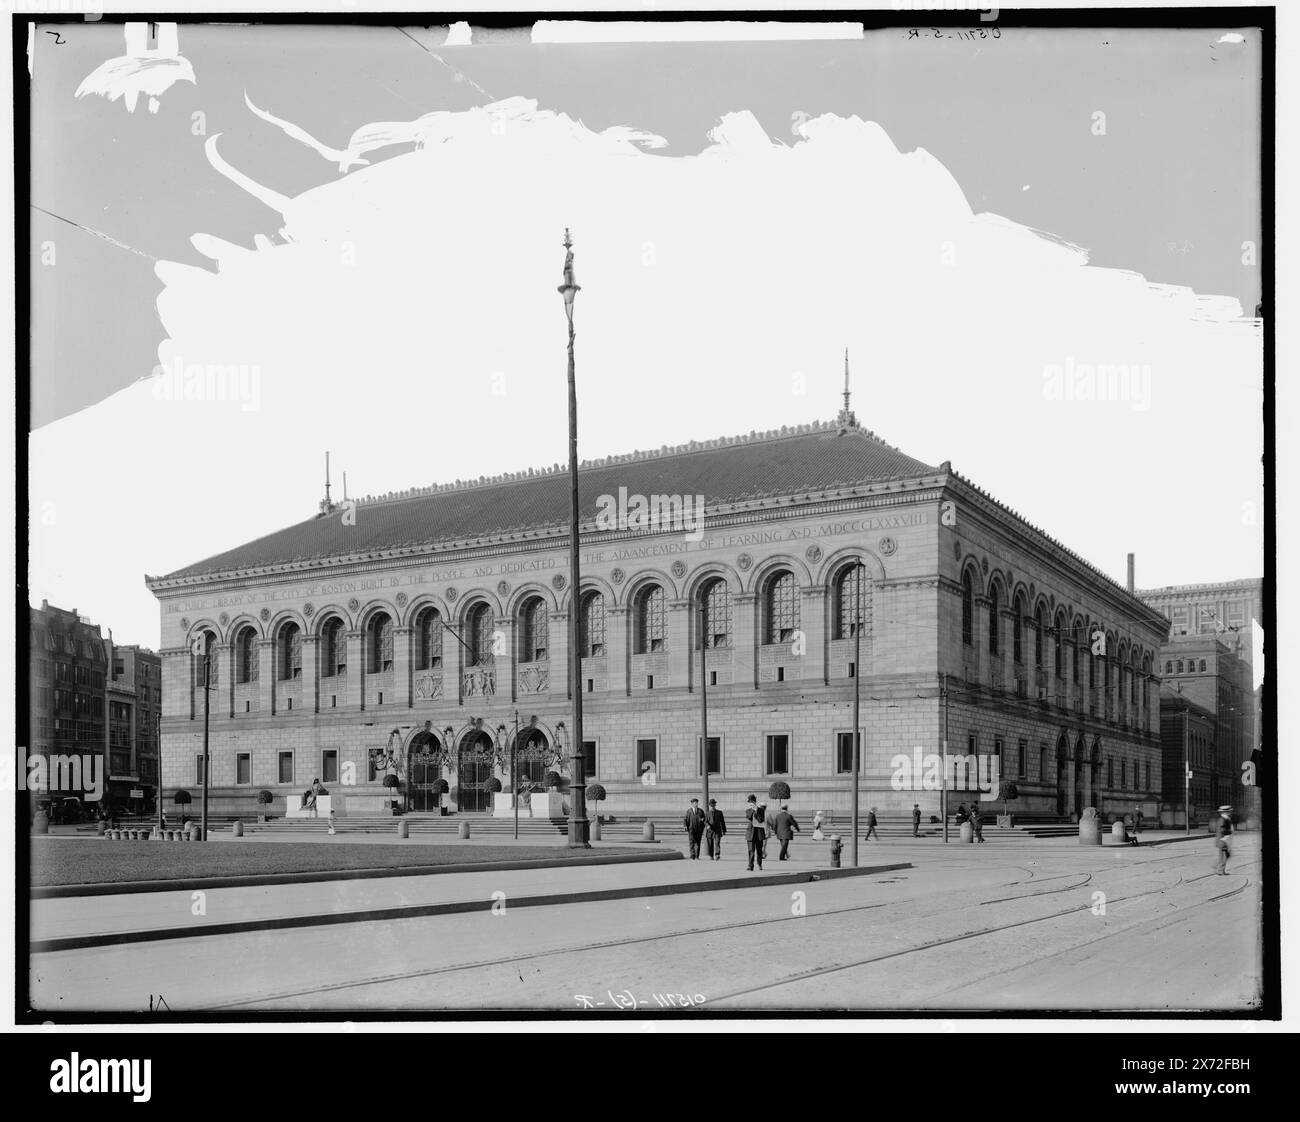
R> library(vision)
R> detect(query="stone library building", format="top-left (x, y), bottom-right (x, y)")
top-left (147, 404), bottom-right (1170, 823)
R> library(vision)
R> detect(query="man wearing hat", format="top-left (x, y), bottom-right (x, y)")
top-left (745, 794), bottom-right (767, 871)
top-left (704, 798), bottom-right (726, 860)
top-left (1214, 806), bottom-right (1234, 875)
top-left (682, 798), bottom-right (706, 860)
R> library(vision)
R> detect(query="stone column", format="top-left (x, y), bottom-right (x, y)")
top-left (392, 627), bottom-right (412, 708)
top-left (301, 636), bottom-right (320, 714)
top-left (799, 586), bottom-right (827, 685)
top-left (999, 608), bottom-right (1018, 694)
top-left (494, 616), bottom-right (516, 705)
top-left (257, 639), bottom-right (275, 716)
top-left (344, 631), bottom-right (363, 709)
top-left (968, 596), bottom-right (988, 684)
top-left (607, 606), bottom-right (630, 696)
top-left (734, 593), bottom-right (758, 689)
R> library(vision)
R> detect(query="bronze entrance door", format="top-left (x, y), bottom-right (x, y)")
top-left (408, 744), bottom-right (441, 812)
top-left (457, 733), bottom-right (495, 812)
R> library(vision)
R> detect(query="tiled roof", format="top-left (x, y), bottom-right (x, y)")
top-left (160, 420), bottom-right (937, 581)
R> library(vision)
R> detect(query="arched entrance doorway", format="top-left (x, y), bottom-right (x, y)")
top-left (406, 727), bottom-right (445, 813)
top-left (510, 727), bottom-right (552, 796)
top-left (1089, 739), bottom-right (1102, 812)
top-left (457, 730), bottom-right (496, 812)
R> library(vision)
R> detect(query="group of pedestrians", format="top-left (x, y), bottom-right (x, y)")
top-left (682, 795), bottom-right (802, 869)
top-left (954, 803), bottom-right (986, 842)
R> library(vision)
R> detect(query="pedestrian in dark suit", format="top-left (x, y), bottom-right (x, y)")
top-left (745, 795), bottom-right (767, 870)
top-left (683, 798), bottom-right (706, 859)
top-left (704, 798), bottom-right (726, 860)
top-left (773, 803), bottom-right (800, 860)
top-left (863, 806), bottom-right (879, 841)
top-left (971, 802), bottom-right (985, 843)
top-left (911, 803), bottom-right (921, 837)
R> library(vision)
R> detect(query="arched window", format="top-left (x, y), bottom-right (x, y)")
top-left (1199, 659), bottom-right (1206, 673)
top-left (279, 623), bottom-right (302, 680)
top-left (579, 591), bottom-right (606, 657)
top-left (1176, 659), bottom-right (1184, 674)
top-left (520, 597), bottom-right (548, 663)
top-left (236, 627), bottom-right (258, 684)
top-left (764, 571), bottom-right (799, 644)
top-left (193, 630), bottom-right (218, 687)
top-left (700, 578), bottom-right (732, 649)
top-left (369, 612), bottom-right (393, 673)
top-left (1117, 649), bottom-right (1126, 704)
top-left (834, 562), bottom-right (869, 640)
top-left (961, 570), bottom-right (974, 647)
top-left (987, 585), bottom-right (1000, 656)
top-left (417, 609), bottom-right (443, 670)
top-left (1034, 606), bottom-right (1044, 668)
top-left (322, 618), bottom-right (346, 677)
top-left (1071, 620), bottom-right (1082, 684)
top-left (1013, 597), bottom-right (1024, 664)
top-left (1038, 744), bottom-right (1047, 781)
top-left (634, 584), bottom-right (667, 654)
top-left (468, 603), bottom-right (495, 666)
top-left (1165, 660), bottom-right (1172, 674)
top-left (1054, 612), bottom-right (1066, 678)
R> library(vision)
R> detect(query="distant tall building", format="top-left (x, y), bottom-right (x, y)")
top-left (29, 601), bottom-right (109, 811)
top-left (1136, 578), bottom-right (1262, 667)
top-left (28, 601), bottom-right (161, 816)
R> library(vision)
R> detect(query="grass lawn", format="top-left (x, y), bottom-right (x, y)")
top-left (30, 838), bottom-right (647, 888)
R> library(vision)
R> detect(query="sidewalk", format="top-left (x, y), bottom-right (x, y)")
top-left (30, 836), bottom-right (909, 954)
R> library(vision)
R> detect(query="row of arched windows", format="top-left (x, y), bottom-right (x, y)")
top-left (194, 563), bottom-right (876, 685)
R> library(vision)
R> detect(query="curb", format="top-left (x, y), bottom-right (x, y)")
top-left (30, 862), bottom-right (912, 954)
top-left (31, 848), bottom-right (680, 900)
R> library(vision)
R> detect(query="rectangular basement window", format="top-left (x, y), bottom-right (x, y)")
top-left (647, 675), bottom-right (654, 690)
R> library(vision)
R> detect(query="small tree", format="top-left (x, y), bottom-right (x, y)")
top-left (256, 789), bottom-right (273, 822)
top-left (768, 781), bottom-right (792, 803)
top-left (486, 776), bottom-right (503, 794)
top-left (543, 770), bottom-right (562, 790)
top-left (173, 790), bottom-right (192, 806)
top-left (997, 780), bottom-right (1019, 817)
top-left (587, 782), bottom-right (607, 822)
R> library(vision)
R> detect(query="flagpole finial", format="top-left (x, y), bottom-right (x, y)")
top-left (837, 346), bottom-right (858, 431)
top-left (558, 227), bottom-right (580, 312)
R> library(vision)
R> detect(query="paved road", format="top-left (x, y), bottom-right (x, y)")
top-left (29, 835), bottom-right (1260, 1014)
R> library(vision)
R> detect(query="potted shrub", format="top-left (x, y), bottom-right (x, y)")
top-left (768, 780), bottom-right (792, 804)
top-left (431, 778), bottom-right (449, 815)
top-left (256, 789), bottom-right (273, 822)
top-left (586, 782), bottom-right (607, 841)
top-left (543, 770), bottom-right (562, 790)
top-left (996, 780), bottom-right (1019, 828)
top-left (486, 777), bottom-right (503, 795)
top-left (382, 773), bottom-right (400, 813)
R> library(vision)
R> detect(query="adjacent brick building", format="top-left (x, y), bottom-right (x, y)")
top-left (147, 409), bottom-right (1169, 822)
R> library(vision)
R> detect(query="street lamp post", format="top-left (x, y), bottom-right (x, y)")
top-left (199, 643), bottom-right (210, 841)
top-left (699, 604), bottom-right (711, 810)
top-left (558, 228), bottom-right (589, 848)
top-left (942, 672), bottom-right (950, 843)
top-left (851, 561), bottom-right (862, 868)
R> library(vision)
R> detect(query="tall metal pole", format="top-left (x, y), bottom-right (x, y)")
top-left (559, 229), bottom-right (589, 848)
top-left (201, 652), bottom-right (210, 842)
top-left (1184, 713), bottom-right (1190, 835)
top-left (942, 672), bottom-right (950, 843)
top-left (851, 562), bottom-right (861, 867)
top-left (699, 605), bottom-right (710, 809)
top-left (513, 710), bottom-right (520, 841)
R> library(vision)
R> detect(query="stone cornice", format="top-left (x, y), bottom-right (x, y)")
top-left (146, 479), bottom-right (946, 595)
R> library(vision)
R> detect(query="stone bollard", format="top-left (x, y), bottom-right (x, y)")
top-left (189, 823), bottom-right (201, 841)
top-left (33, 811), bottom-right (49, 835)
top-left (458, 821), bottom-right (470, 840)
top-left (642, 820), bottom-right (655, 842)
top-left (1111, 820), bottom-right (1128, 844)
top-left (1079, 815), bottom-right (1102, 845)
top-left (960, 821), bottom-right (974, 844)
top-left (232, 821), bottom-right (244, 838)
top-left (398, 820), bottom-right (409, 839)
top-left (591, 817), bottom-right (602, 841)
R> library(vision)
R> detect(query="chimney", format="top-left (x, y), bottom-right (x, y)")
top-left (1126, 553), bottom-right (1135, 594)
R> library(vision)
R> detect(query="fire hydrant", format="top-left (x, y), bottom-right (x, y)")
top-left (829, 834), bottom-right (842, 868)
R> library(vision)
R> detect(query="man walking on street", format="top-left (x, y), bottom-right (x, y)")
top-left (1214, 805), bottom-right (1234, 875)
top-left (745, 795), bottom-right (767, 870)
top-left (971, 802), bottom-right (986, 843)
top-left (773, 803), bottom-right (800, 860)
top-left (683, 798), bottom-right (706, 859)
top-left (912, 803), bottom-right (921, 837)
top-left (864, 806), bottom-right (879, 842)
top-left (704, 798), bottom-right (726, 860)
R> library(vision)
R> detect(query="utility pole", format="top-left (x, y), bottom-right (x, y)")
top-left (700, 604), bottom-right (711, 810)
top-left (851, 562), bottom-right (862, 867)
top-left (201, 647), bottom-right (210, 841)
top-left (942, 672), bottom-right (950, 843)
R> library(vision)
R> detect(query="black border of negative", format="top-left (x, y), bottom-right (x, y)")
top-left (11, 6), bottom-right (1279, 1029)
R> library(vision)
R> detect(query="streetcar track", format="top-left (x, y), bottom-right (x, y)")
top-left (209, 860), bottom-right (1198, 1009)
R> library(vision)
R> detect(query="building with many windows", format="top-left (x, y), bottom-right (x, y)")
top-left (147, 407), bottom-right (1169, 822)
top-left (105, 642), bottom-right (163, 812)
